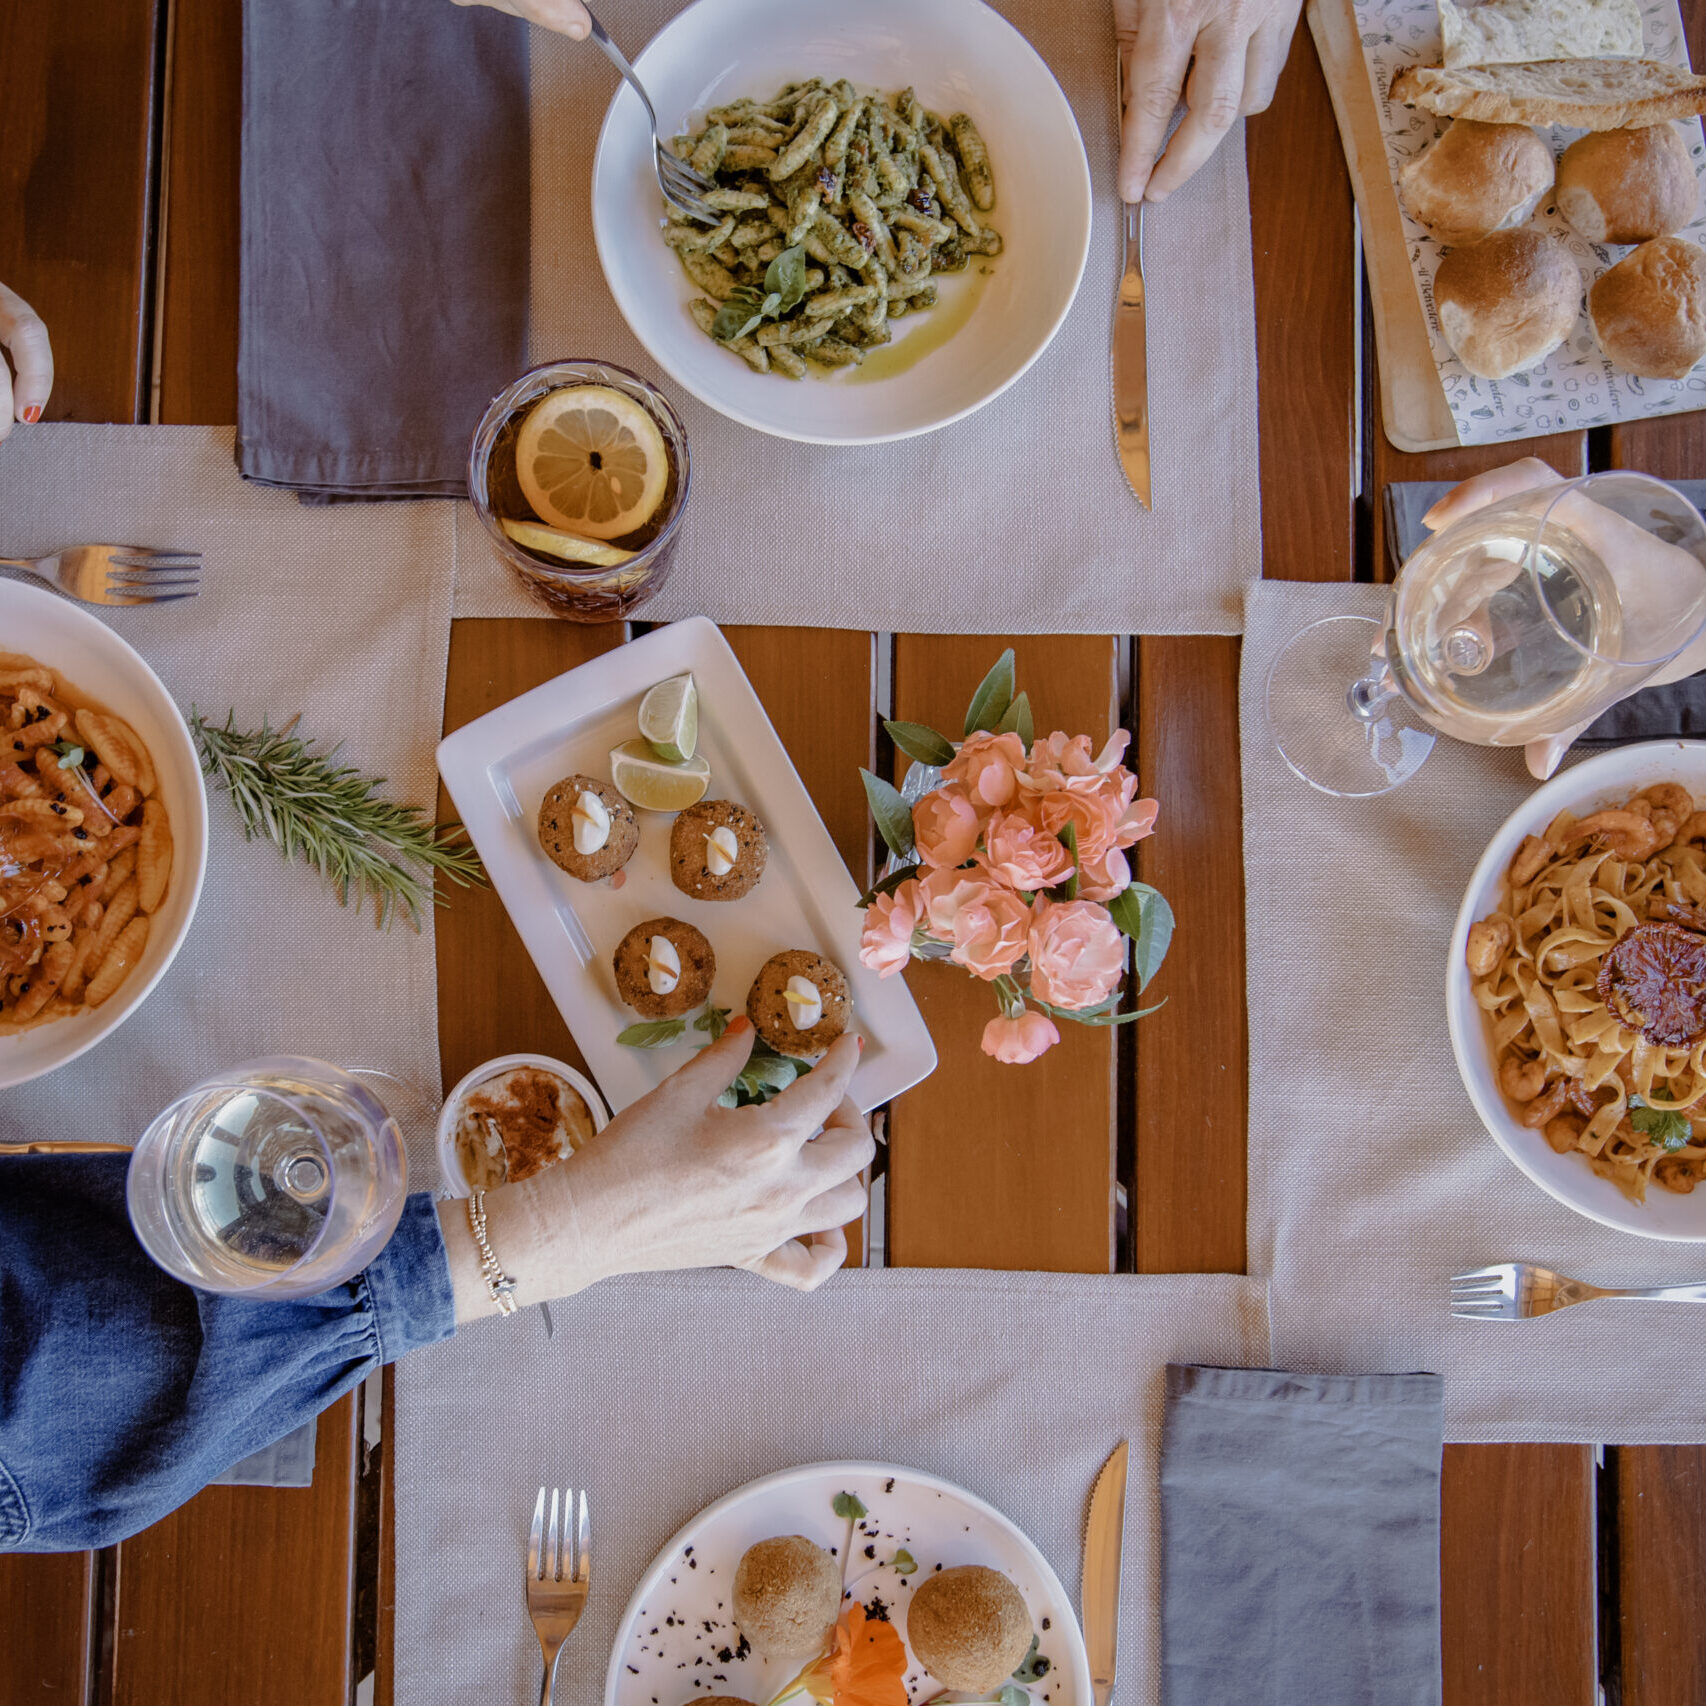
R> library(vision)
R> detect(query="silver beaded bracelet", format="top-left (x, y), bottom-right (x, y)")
top-left (466, 1190), bottom-right (519, 1317)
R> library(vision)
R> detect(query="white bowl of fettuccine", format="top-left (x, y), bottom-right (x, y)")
top-left (1449, 742), bottom-right (1706, 1240)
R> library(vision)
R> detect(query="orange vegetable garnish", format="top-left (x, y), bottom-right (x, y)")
top-left (796, 1606), bottom-right (908, 1706)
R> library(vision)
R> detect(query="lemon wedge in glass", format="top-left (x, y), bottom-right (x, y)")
top-left (610, 739), bottom-right (710, 811)
top-left (501, 517), bottom-right (636, 567)
top-left (516, 385), bottom-right (669, 541)
top-left (638, 673), bottom-right (698, 763)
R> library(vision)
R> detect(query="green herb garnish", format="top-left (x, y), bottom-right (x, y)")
top-left (710, 245), bottom-right (809, 343)
top-left (51, 738), bottom-right (85, 770)
top-left (694, 1004), bottom-right (731, 1042)
top-left (892, 1548), bottom-right (917, 1576)
top-left (190, 709), bottom-right (486, 930)
top-left (1630, 1104), bottom-right (1694, 1152)
top-left (618, 1019), bottom-right (689, 1048)
top-left (832, 1491), bottom-right (868, 1520)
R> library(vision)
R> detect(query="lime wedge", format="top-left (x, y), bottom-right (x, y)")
top-left (639, 673), bottom-right (698, 763)
top-left (501, 517), bottom-right (636, 568)
top-left (610, 739), bottom-right (711, 811)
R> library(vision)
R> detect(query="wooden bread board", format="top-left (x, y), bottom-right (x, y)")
top-left (1309, 0), bottom-right (1462, 451)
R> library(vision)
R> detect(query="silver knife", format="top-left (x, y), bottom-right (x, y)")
top-left (1082, 1440), bottom-right (1128, 1706)
top-left (1113, 199), bottom-right (1151, 510)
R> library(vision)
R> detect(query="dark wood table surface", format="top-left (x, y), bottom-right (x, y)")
top-left (3, 1), bottom-right (1704, 1701)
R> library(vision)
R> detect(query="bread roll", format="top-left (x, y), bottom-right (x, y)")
top-left (1392, 59), bottom-right (1706, 129)
top-left (1433, 228), bottom-right (1580, 376)
top-left (1588, 235), bottom-right (1706, 376)
top-left (1438, 0), bottom-right (1644, 69)
top-left (1557, 123), bottom-right (1699, 243)
top-left (1399, 121), bottom-right (1555, 245)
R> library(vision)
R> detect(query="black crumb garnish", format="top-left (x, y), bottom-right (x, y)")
top-left (864, 1545), bottom-right (876, 1559)
top-left (689, 1559), bottom-right (698, 1568)
top-left (717, 1649), bottom-right (734, 1665)
top-left (735, 1636), bottom-right (751, 1661)
top-left (1034, 1658), bottom-right (1052, 1677)
top-left (685, 1546), bottom-right (694, 1554)
top-left (666, 1616), bottom-right (676, 1627)
top-left (702, 1621), bottom-right (715, 1634)
top-left (627, 1666), bottom-right (640, 1675)
top-left (933, 1564), bottom-right (942, 1572)
top-left (651, 1628), bottom-right (659, 1637)
top-left (865, 1595), bottom-right (891, 1623)
top-left (884, 1479), bottom-right (895, 1493)
top-left (1041, 1618), bottom-right (1051, 1631)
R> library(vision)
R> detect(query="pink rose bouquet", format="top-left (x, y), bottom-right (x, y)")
top-left (855, 651), bottom-right (1174, 1064)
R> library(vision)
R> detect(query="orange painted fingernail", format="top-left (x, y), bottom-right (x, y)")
top-left (856, 1035), bottom-right (864, 1051)
top-left (727, 1015), bottom-right (751, 1036)
top-left (21, 406), bottom-right (40, 424)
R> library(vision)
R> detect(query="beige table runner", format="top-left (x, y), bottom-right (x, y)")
top-left (393, 1268), bottom-right (1268, 1706)
top-left (0, 425), bottom-right (451, 1178)
top-left (451, 0), bottom-right (1262, 634)
top-left (1244, 579), bottom-right (1706, 1443)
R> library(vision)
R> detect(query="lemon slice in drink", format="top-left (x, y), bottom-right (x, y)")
top-left (516, 386), bottom-right (670, 541)
top-left (610, 739), bottom-right (711, 812)
top-left (639, 673), bottom-right (698, 763)
top-left (501, 517), bottom-right (636, 567)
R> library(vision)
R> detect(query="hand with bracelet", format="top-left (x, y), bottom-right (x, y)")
top-left (1, 1020), bottom-right (872, 1552)
top-left (443, 1018), bottom-right (874, 1316)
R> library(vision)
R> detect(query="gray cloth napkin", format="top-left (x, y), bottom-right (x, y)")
top-left (1160, 1365), bottom-right (1444, 1706)
top-left (238, 0), bottom-right (530, 500)
top-left (1385, 479), bottom-right (1706, 745)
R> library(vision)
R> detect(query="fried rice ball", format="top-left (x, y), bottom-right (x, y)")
top-left (732, 1535), bottom-right (843, 1659)
top-left (905, 1565), bottom-right (1033, 1692)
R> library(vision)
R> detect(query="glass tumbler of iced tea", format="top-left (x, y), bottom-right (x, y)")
top-left (468, 359), bottom-right (691, 622)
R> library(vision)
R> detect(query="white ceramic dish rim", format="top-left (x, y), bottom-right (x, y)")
top-left (601, 1459), bottom-right (1094, 1706)
top-left (435, 617), bottom-right (937, 1117)
top-left (1446, 741), bottom-right (1706, 1241)
top-left (434, 1051), bottom-right (610, 1197)
top-left (589, 0), bottom-right (1093, 445)
top-left (0, 582), bottom-right (209, 1090)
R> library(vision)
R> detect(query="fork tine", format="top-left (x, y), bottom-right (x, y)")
top-left (529, 1487), bottom-right (545, 1579)
top-left (107, 575), bottom-right (200, 591)
top-left (1451, 1266), bottom-right (1509, 1284)
top-left (1451, 1304), bottom-right (1507, 1318)
top-left (108, 591), bottom-right (199, 605)
top-left (109, 553), bottom-right (202, 570)
top-left (576, 1490), bottom-right (591, 1584)
top-left (551, 1487), bottom-right (565, 1582)
top-left (1449, 1280), bottom-right (1507, 1299)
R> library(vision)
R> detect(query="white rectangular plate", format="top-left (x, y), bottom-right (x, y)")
top-left (436, 618), bottom-right (936, 1116)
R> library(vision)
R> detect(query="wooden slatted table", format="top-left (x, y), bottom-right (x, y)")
top-left (2, 2), bottom-right (1704, 1702)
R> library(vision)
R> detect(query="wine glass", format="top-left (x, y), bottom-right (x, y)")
top-left (126, 1056), bottom-right (411, 1298)
top-left (1267, 472), bottom-right (1706, 797)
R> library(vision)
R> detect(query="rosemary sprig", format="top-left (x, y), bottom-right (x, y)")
top-left (190, 709), bottom-right (487, 930)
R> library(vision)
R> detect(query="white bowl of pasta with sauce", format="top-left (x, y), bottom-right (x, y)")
top-left (589, 0), bottom-right (1092, 444)
top-left (1448, 742), bottom-right (1706, 1240)
top-left (0, 583), bottom-right (207, 1090)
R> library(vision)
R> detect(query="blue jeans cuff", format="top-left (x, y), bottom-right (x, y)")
top-left (363, 1192), bottom-right (456, 1363)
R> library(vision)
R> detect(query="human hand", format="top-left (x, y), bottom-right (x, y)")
top-left (1115, 0), bottom-right (1302, 203)
top-left (1422, 457), bottom-right (1706, 780)
top-left (0, 283), bottom-right (52, 444)
top-left (442, 1018), bottom-right (874, 1321)
top-left (450, 0), bottom-right (591, 39)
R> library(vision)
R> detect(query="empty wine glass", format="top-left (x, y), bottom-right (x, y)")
top-left (1268, 472), bottom-right (1706, 797)
top-left (127, 1056), bottom-right (411, 1298)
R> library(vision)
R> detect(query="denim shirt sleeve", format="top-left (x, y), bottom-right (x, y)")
top-left (0, 1155), bottom-right (456, 1553)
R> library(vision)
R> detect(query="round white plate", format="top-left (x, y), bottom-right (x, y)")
top-left (591, 0), bottom-right (1092, 445)
top-left (1447, 741), bottom-right (1706, 1239)
top-left (0, 583), bottom-right (208, 1089)
top-left (604, 1462), bottom-right (1090, 1706)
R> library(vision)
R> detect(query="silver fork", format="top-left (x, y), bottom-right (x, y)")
top-left (581, 4), bottom-right (719, 224)
top-left (1452, 1262), bottom-right (1706, 1320)
top-left (527, 1487), bottom-right (591, 1706)
top-left (0, 544), bottom-right (201, 606)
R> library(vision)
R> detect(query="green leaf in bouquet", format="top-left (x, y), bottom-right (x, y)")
top-left (861, 768), bottom-right (917, 860)
top-left (694, 1004), bottom-right (731, 1042)
top-left (1055, 821), bottom-right (1080, 901)
top-left (963, 649), bottom-right (1016, 735)
top-left (858, 863), bottom-right (922, 908)
top-left (764, 244), bottom-right (810, 313)
top-left (617, 1018), bottom-right (688, 1048)
top-left (996, 691), bottom-right (1033, 748)
top-left (1108, 881), bottom-right (1174, 991)
top-left (884, 720), bottom-right (956, 766)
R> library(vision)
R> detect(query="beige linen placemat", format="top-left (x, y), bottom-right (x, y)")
top-left (452, 0), bottom-right (1261, 634)
top-left (1244, 580), bottom-right (1706, 1443)
top-left (393, 1267), bottom-right (1268, 1706)
top-left (0, 425), bottom-right (451, 1178)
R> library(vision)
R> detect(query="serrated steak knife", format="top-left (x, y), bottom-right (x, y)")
top-left (1113, 197), bottom-right (1151, 510)
top-left (1083, 1440), bottom-right (1128, 1706)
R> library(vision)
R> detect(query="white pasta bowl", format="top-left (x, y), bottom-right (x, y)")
top-left (0, 583), bottom-right (208, 1090)
top-left (1447, 742), bottom-right (1706, 1240)
top-left (590, 0), bottom-right (1092, 444)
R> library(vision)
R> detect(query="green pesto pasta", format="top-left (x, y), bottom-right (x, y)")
top-left (662, 79), bottom-right (1001, 379)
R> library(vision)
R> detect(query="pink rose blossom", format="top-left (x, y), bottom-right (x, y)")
top-left (1036, 788), bottom-right (1124, 863)
top-left (947, 885), bottom-right (1030, 981)
top-left (1098, 768), bottom-right (1160, 848)
top-left (1024, 731), bottom-right (1102, 795)
top-left (1028, 897), bottom-right (1124, 1011)
top-left (1078, 847), bottom-right (1132, 903)
top-left (912, 783), bottom-right (981, 869)
top-left (916, 868), bottom-right (998, 941)
top-left (981, 1009), bottom-right (1061, 1064)
top-left (944, 731), bottom-right (1028, 810)
top-left (859, 879), bottom-right (922, 978)
top-left (979, 809), bottom-right (1074, 892)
